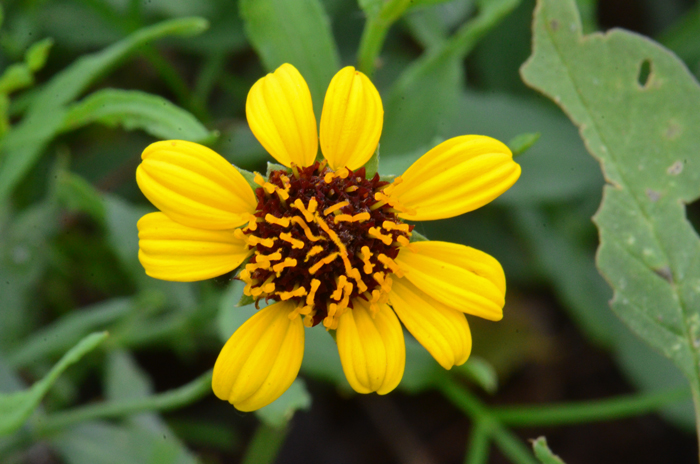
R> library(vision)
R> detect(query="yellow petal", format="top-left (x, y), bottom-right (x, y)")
top-left (212, 301), bottom-right (304, 412)
top-left (320, 66), bottom-right (383, 171)
top-left (391, 135), bottom-right (521, 221)
top-left (137, 212), bottom-right (251, 282)
top-left (246, 63), bottom-right (318, 168)
top-left (336, 300), bottom-right (405, 395)
top-left (395, 241), bottom-right (505, 321)
top-left (390, 278), bottom-right (471, 369)
top-left (136, 140), bottom-right (256, 230)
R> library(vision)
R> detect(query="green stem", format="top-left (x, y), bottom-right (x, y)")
top-left (357, 17), bottom-right (390, 76)
top-left (492, 387), bottom-right (690, 427)
top-left (445, 0), bottom-right (521, 60)
top-left (440, 379), bottom-right (537, 464)
top-left (489, 426), bottom-right (539, 464)
top-left (34, 370), bottom-right (212, 436)
top-left (240, 423), bottom-right (289, 464)
top-left (356, 0), bottom-right (412, 76)
top-left (464, 419), bottom-right (492, 464)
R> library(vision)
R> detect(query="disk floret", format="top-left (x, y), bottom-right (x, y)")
top-left (237, 162), bottom-right (413, 329)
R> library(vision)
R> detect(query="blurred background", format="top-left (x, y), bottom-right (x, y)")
top-left (1, 0), bottom-right (699, 462)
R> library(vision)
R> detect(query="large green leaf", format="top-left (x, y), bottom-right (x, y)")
top-left (52, 421), bottom-right (199, 464)
top-left (0, 17), bottom-right (208, 202)
top-left (239, 0), bottom-right (340, 117)
top-left (0, 332), bottom-right (107, 437)
top-left (60, 89), bottom-right (214, 143)
top-left (521, 0), bottom-right (700, 426)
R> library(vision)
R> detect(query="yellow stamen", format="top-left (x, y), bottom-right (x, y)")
top-left (345, 186), bottom-right (359, 193)
top-left (256, 250), bottom-right (282, 262)
top-left (334, 214), bottom-right (353, 223)
top-left (306, 279), bottom-right (321, 306)
top-left (331, 275), bottom-right (348, 301)
top-left (293, 198), bottom-right (315, 222)
top-left (304, 245), bottom-right (324, 262)
top-left (275, 187), bottom-right (290, 201)
top-left (279, 232), bottom-right (305, 249)
top-left (324, 201), bottom-right (349, 216)
top-left (272, 257), bottom-right (297, 273)
top-left (279, 286), bottom-right (307, 300)
top-left (309, 252), bottom-right (338, 274)
top-left (359, 246), bottom-right (374, 274)
top-left (368, 227), bottom-right (393, 246)
top-left (263, 182), bottom-right (276, 194)
top-left (377, 253), bottom-right (403, 277)
top-left (382, 220), bottom-right (410, 232)
top-left (299, 305), bottom-right (313, 315)
top-left (247, 236), bottom-right (277, 248)
top-left (254, 173), bottom-right (266, 187)
top-left (397, 235), bottom-right (411, 247)
top-left (265, 214), bottom-right (290, 228)
top-left (291, 216), bottom-right (324, 242)
top-left (242, 213), bottom-right (259, 232)
top-left (348, 267), bottom-right (367, 293)
top-left (246, 260), bottom-right (271, 273)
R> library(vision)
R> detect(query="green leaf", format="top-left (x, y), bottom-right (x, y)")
top-left (0, 201), bottom-right (59, 351)
top-left (239, 0), bottom-right (340, 116)
top-left (25, 38), bottom-right (54, 72)
top-left (256, 379), bottom-right (312, 428)
top-left (0, 64), bottom-right (33, 94)
top-left (60, 89), bottom-right (214, 142)
top-left (0, 17), bottom-right (208, 203)
top-left (55, 171), bottom-right (107, 223)
top-left (8, 298), bottom-right (133, 368)
top-left (381, 0), bottom-right (520, 157)
top-left (508, 132), bottom-right (541, 156)
top-left (532, 437), bottom-right (566, 464)
top-left (51, 421), bottom-right (199, 464)
top-left (0, 332), bottom-right (107, 437)
top-left (453, 356), bottom-right (498, 394)
top-left (521, 0), bottom-right (700, 425)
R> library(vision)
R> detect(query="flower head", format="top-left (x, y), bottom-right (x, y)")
top-left (136, 63), bottom-right (520, 411)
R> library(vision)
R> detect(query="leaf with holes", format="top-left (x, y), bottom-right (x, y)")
top-left (521, 0), bottom-right (700, 432)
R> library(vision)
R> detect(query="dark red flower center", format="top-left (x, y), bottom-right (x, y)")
top-left (238, 161), bottom-right (413, 328)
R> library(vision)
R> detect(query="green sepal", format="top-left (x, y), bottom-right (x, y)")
top-left (234, 165), bottom-right (260, 192)
top-left (508, 132), bottom-right (541, 157)
top-left (362, 143), bottom-right (380, 178)
top-left (409, 230), bottom-right (429, 242)
top-left (266, 161), bottom-right (289, 177)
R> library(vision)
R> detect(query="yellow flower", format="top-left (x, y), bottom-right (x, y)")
top-left (136, 63), bottom-right (521, 411)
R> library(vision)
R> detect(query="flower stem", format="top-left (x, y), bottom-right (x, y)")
top-left (440, 379), bottom-right (537, 464)
top-left (463, 419), bottom-right (492, 464)
top-left (34, 370), bottom-right (213, 436)
top-left (356, 0), bottom-right (413, 76)
top-left (492, 386), bottom-right (690, 427)
top-left (240, 423), bottom-right (289, 464)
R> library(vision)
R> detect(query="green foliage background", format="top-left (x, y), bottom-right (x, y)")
top-left (0, 0), bottom-right (699, 463)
